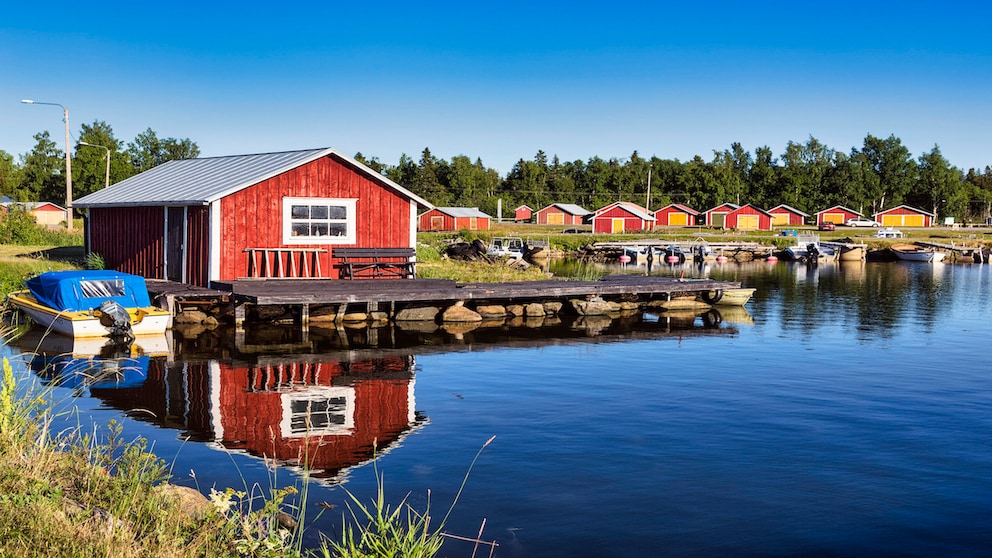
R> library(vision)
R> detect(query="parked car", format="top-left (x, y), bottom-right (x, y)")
top-left (818, 222), bottom-right (836, 231)
top-left (845, 217), bottom-right (881, 227)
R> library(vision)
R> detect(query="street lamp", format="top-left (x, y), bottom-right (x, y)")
top-left (21, 99), bottom-right (72, 230)
top-left (79, 141), bottom-right (111, 190)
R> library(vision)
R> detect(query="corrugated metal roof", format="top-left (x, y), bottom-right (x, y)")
top-left (550, 203), bottom-right (591, 215)
top-left (770, 204), bottom-right (809, 216)
top-left (74, 147), bottom-right (432, 209)
top-left (432, 207), bottom-right (492, 218)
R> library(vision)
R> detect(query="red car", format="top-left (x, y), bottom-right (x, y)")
top-left (818, 222), bottom-right (836, 231)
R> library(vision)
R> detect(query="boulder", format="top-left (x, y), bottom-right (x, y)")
top-left (442, 305), bottom-right (483, 322)
top-left (395, 306), bottom-right (440, 322)
top-left (543, 301), bottom-right (563, 315)
top-left (569, 299), bottom-right (615, 316)
top-left (505, 304), bottom-right (525, 317)
top-left (524, 303), bottom-right (546, 317)
top-left (174, 310), bottom-right (208, 324)
top-left (476, 305), bottom-right (507, 318)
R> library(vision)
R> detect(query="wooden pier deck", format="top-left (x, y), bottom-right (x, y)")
top-left (213, 276), bottom-right (738, 305)
top-left (149, 275), bottom-right (742, 328)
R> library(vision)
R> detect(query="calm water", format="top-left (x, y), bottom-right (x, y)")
top-left (3, 261), bottom-right (991, 557)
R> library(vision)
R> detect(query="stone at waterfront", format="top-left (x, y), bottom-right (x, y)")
top-left (154, 484), bottom-right (213, 520)
top-left (442, 305), bottom-right (483, 322)
top-left (369, 311), bottom-right (389, 323)
top-left (253, 306), bottom-right (286, 321)
top-left (308, 312), bottom-right (337, 323)
top-left (505, 304), bottom-right (525, 317)
top-left (395, 306), bottom-right (440, 321)
top-left (569, 299), bottom-right (615, 316)
top-left (543, 301), bottom-right (563, 315)
top-left (203, 315), bottom-right (220, 327)
top-left (476, 305), bottom-right (507, 318)
top-left (619, 301), bottom-right (640, 311)
top-left (525, 303), bottom-right (546, 317)
top-left (174, 310), bottom-right (208, 324)
top-left (342, 312), bottom-right (368, 322)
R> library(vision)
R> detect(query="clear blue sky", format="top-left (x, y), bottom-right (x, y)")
top-left (3, 1), bottom-right (990, 174)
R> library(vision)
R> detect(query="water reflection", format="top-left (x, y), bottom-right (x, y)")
top-left (10, 308), bottom-right (737, 484)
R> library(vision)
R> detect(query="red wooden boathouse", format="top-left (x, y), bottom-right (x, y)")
top-left (535, 203), bottom-right (591, 226)
top-left (724, 204), bottom-right (775, 230)
top-left (591, 201), bottom-right (656, 233)
top-left (417, 207), bottom-right (492, 231)
top-left (873, 205), bottom-right (934, 228)
top-left (653, 203), bottom-right (700, 227)
top-left (768, 204), bottom-right (808, 227)
top-left (73, 148), bottom-right (432, 287)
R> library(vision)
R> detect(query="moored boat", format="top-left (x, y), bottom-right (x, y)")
top-left (890, 244), bottom-right (945, 263)
top-left (7, 270), bottom-right (170, 339)
top-left (696, 287), bottom-right (756, 306)
top-left (786, 235), bottom-right (837, 263)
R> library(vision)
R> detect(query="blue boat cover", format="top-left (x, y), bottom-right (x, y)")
top-left (25, 270), bottom-right (151, 312)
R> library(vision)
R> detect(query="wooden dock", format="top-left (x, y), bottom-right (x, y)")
top-left (149, 275), bottom-right (741, 329)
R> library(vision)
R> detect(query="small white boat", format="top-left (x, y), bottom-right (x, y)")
top-left (487, 237), bottom-right (525, 259)
top-left (874, 227), bottom-right (903, 239)
top-left (698, 287), bottom-right (756, 306)
top-left (786, 234), bottom-right (837, 263)
top-left (891, 244), bottom-right (945, 263)
top-left (7, 270), bottom-right (170, 339)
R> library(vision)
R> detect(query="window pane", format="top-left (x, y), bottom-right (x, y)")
top-left (291, 223), bottom-right (310, 237)
top-left (328, 205), bottom-right (347, 220)
top-left (312, 223), bottom-right (329, 236)
top-left (311, 205), bottom-right (328, 219)
top-left (291, 205), bottom-right (309, 219)
top-left (329, 223), bottom-right (347, 237)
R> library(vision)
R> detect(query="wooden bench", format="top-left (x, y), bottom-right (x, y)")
top-left (332, 247), bottom-right (416, 280)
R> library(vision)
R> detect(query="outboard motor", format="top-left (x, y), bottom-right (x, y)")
top-left (806, 243), bottom-right (820, 266)
top-left (96, 300), bottom-right (134, 340)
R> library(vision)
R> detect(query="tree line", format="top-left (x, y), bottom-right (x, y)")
top-left (0, 121), bottom-right (199, 204)
top-left (4, 123), bottom-right (991, 224)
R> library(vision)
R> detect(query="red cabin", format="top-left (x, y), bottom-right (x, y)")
top-left (873, 205), bottom-right (934, 228)
top-left (417, 207), bottom-right (492, 231)
top-left (768, 204), bottom-right (808, 227)
top-left (591, 201), bottom-right (656, 234)
top-left (514, 205), bottom-right (534, 222)
top-left (73, 148), bottom-right (432, 287)
top-left (816, 205), bottom-right (862, 225)
top-left (724, 204), bottom-right (775, 230)
top-left (653, 203), bottom-right (700, 227)
top-left (703, 203), bottom-right (740, 228)
top-left (535, 203), bottom-right (591, 226)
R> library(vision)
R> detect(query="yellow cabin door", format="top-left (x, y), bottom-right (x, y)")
top-left (772, 214), bottom-right (789, 226)
top-left (737, 215), bottom-right (759, 230)
top-left (824, 213), bottom-right (844, 224)
top-left (903, 215), bottom-right (924, 227)
top-left (430, 216), bottom-right (444, 230)
top-left (669, 213), bottom-right (687, 226)
top-left (548, 212), bottom-right (565, 225)
top-left (881, 215), bottom-right (902, 227)
top-left (612, 218), bottom-right (625, 233)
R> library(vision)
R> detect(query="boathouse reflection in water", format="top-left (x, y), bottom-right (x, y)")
top-left (18, 307), bottom-right (741, 484)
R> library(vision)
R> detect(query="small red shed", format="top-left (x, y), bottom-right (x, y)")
top-left (73, 148), bottom-right (432, 287)
top-left (0, 200), bottom-right (68, 227)
top-left (535, 203), bottom-right (591, 226)
top-left (724, 204), bottom-right (775, 230)
top-left (591, 201), bottom-right (656, 234)
top-left (514, 205), bottom-right (534, 222)
top-left (768, 204), bottom-right (809, 227)
top-left (873, 205), bottom-right (934, 228)
top-left (418, 207), bottom-right (492, 231)
top-left (703, 203), bottom-right (740, 228)
top-left (816, 205), bottom-right (861, 225)
top-left (654, 203), bottom-right (700, 227)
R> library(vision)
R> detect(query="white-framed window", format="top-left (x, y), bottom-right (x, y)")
top-left (280, 386), bottom-right (355, 437)
top-left (282, 197), bottom-right (357, 245)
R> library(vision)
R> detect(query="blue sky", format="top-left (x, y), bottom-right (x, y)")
top-left (3, 1), bottom-right (990, 174)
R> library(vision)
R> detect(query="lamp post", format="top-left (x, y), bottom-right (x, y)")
top-left (21, 99), bottom-right (72, 230)
top-left (79, 141), bottom-right (111, 190)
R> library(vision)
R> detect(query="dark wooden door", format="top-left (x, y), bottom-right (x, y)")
top-left (166, 207), bottom-right (185, 282)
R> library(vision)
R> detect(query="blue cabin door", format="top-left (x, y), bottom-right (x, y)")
top-left (166, 207), bottom-right (185, 282)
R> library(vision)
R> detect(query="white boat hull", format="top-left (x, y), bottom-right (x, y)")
top-left (894, 251), bottom-right (945, 263)
top-left (8, 292), bottom-right (170, 338)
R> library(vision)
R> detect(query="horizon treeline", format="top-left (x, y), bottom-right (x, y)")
top-left (3, 121), bottom-right (992, 223)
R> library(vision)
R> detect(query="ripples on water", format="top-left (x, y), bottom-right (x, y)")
top-left (3, 261), bottom-right (991, 557)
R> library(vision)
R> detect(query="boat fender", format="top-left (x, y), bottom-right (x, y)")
top-left (701, 289), bottom-right (723, 304)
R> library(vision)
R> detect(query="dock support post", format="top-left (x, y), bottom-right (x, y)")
top-left (301, 303), bottom-right (310, 336)
top-left (234, 302), bottom-right (247, 328)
